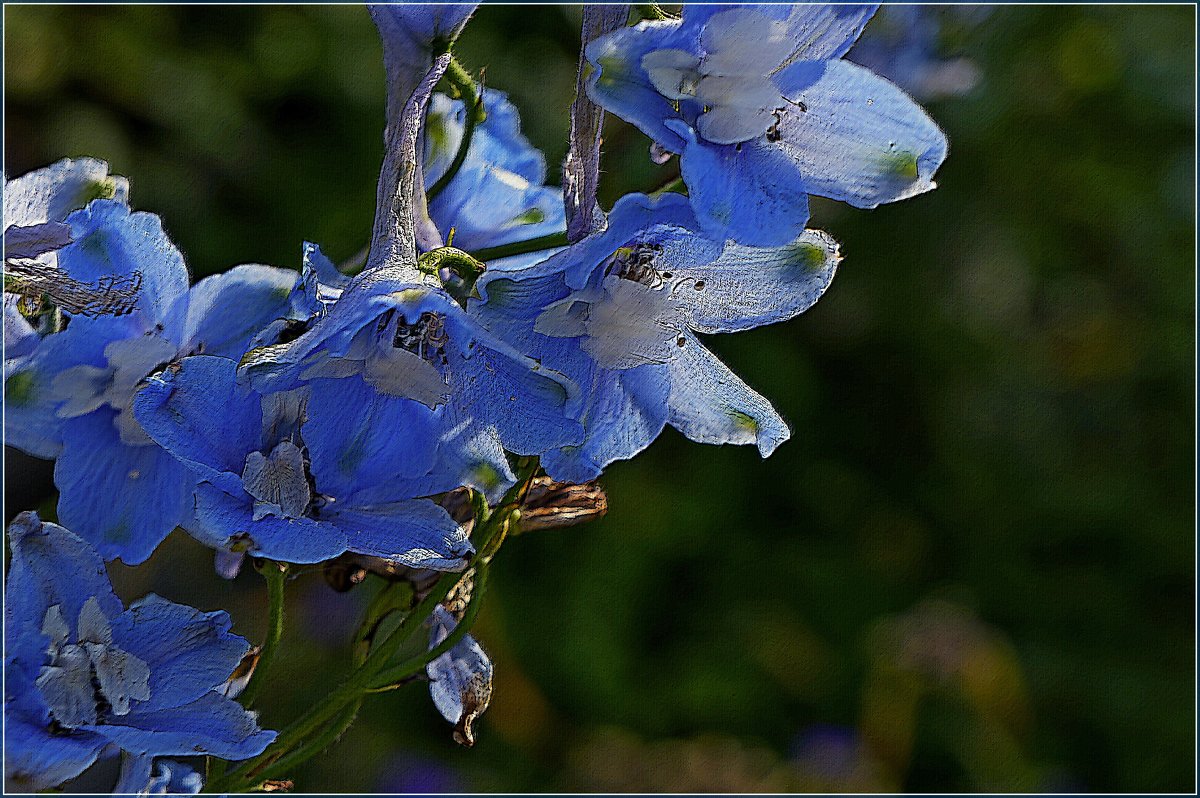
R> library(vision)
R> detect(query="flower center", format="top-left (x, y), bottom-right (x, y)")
top-left (36, 598), bottom-right (150, 729)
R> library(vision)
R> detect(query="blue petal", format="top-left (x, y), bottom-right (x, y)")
top-left (679, 229), bottom-right (841, 333)
top-left (671, 120), bottom-right (811, 247)
top-left (541, 362), bottom-right (670, 484)
top-left (58, 200), bottom-right (189, 324)
top-left (303, 375), bottom-right (441, 495)
top-left (4, 157), bottom-right (129, 228)
top-left (112, 594), bottom-right (249, 712)
top-left (4, 512), bottom-right (123, 667)
top-left (585, 19), bottom-right (700, 153)
top-left (461, 331), bottom-right (584, 456)
top-left (4, 295), bottom-right (39, 361)
top-left (773, 58), bottom-right (948, 209)
top-left (666, 334), bottom-right (789, 456)
top-left (87, 691), bottom-right (275, 761)
top-left (553, 192), bottom-right (696, 290)
top-left (176, 264), bottom-right (298, 359)
top-left (683, 4), bottom-right (877, 61)
top-left (4, 711), bottom-right (107, 792)
top-left (55, 410), bottom-right (195, 564)
top-left (5, 309), bottom-right (133, 460)
top-left (115, 754), bottom-right (204, 796)
top-left (426, 605), bottom-right (492, 734)
top-left (371, 4), bottom-right (476, 85)
top-left (425, 90), bottom-right (565, 257)
top-left (189, 481), bottom-right (346, 564)
top-left (322, 500), bottom-right (472, 571)
top-left (133, 355), bottom-right (262, 493)
top-left (294, 241), bottom-right (350, 318)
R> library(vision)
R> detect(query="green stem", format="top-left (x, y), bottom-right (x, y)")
top-left (245, 699), bottom-right (363, 786)
top-left (353, 581), bottom-right (414, 666)
top-left (427, 57), bottom-right (484, 203)
top-left (239, 562), bottom-right (287, 708)
top-left (637, 3), bottom-right (670, 20)
top-left (208, 467), bottom-right (538, 792)
top-left (470, 231), bottom-right (569, 263)
top-left (368, 563), bottom-right (490, 691)
top-left (650, 175), bottom-right (685, 197)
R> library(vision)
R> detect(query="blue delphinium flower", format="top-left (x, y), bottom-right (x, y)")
top-left (586, 4), bottom-right (948, 246)
top-left (4, 512), bottom-right (274, 792)
top-left (133, 354), bottom-right (477, 569)
top-left (113, 756), bottom-right (203, 796)
top-left (242, 273), bottom-right (583, 487)
top-left (4, 193), bottom-right (298, 564)
top-left (423, 88), bottom-right (565, 269)
top-left (4, 157), bottom-right (128, 266)
top-left (471, 191), bottom-right (840, 483)
top-left (426, 605), bottom-right (492, 747)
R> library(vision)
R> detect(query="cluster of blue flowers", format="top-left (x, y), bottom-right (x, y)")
top-left (5, 4), bottom-right (946, 792)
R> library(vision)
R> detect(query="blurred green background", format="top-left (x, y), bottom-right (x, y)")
top-left (4, 4), bottom-right (1194, 793)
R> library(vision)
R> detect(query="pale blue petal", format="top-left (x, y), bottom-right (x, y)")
top-left (774, 58), bottom-right (948, 208)
top-left (425, 90), bottom-right (565, 256)
top-left (585, 19), bottom-right (699, 153)
top-left (55, 410), bottom-right (195, 564)
top-left (680, 229), bottom-right (841, 333)
top-left (671, 120), bottom-right (811, 247)
top-left (684, 4), bottom-right (877, 61)
top-left (426, 605), bottom-right (492, 731)
top-left (541, 362), bottom-right (670, 484)
top-left (3, 157), bottom-right (129, 228)
top-left (58, 200), bottom-right (189, 323)
top-left (666, 334), bottom-right (789, 456)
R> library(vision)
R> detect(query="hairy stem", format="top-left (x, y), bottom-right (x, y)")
top-left (563, 4), bottom-right (631, 243)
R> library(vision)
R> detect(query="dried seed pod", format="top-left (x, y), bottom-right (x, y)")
top-left (516, 476), bottom-right (608, 533)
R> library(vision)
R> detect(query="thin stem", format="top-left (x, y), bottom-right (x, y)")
top-left (245, 699), bottom-right (363, 786)
top-left (239, 562), bottom-right (287, 708)
top-left (353, 581), bottom-right (415, 666)
top-left (208, 466), bottom-right (539, 792)
top-left (650, 175), bottom-right (685, 197)
top-left (368, 562), bottom-right (491, 691)
top-left (470, 231), bottom-right (569, 263)
top-left (564, 5), bottom-right (630, 242)
top-left (427, 57), bottom-right (485, 203)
